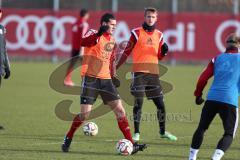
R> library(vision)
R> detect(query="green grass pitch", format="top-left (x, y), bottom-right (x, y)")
top-left (0, 62), bottom-right (239, 160)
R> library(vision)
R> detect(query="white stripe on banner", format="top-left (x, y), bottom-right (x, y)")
top-left (233, 108), bottom-right (239, 138)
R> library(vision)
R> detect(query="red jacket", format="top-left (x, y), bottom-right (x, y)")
top-left (71, 18), bottom-right (89, 50)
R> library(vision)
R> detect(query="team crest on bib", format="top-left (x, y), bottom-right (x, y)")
top-left (104, 42), bottom-right (115, 52)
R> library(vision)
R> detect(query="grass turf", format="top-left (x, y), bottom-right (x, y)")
top-left (0, 62), bottom-right (239, 160)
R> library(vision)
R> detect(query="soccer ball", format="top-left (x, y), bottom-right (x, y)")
top-left (116, 139), bottom-right (133, 156)
top-left (83, 122), bottom-right (98, 136)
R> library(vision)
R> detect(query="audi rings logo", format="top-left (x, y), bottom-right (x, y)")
top-left (1, 15), bottom-right (76, 51)
top-left (215, 20), bottom-right (240, 52)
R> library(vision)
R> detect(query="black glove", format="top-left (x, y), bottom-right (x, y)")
top-left (112, 77), bottom-right (120, 88)
top-left (4, 68), bottom-right (10, 79)
top-left (97, 25), bottom-right (109, 37)
top-left (195, 96), bottom-right (204, 105)
top-left (161, 43), bottom-right (168, 56)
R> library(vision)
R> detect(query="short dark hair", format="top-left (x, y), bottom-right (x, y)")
top-left (144, 7), bottom-right (158, 16)
top-left (226, 33), bottom-right (240, 48)
top-left (100, 13), bottom-right (115, 24)
top-left (80, 9), bottom-right (88, 17)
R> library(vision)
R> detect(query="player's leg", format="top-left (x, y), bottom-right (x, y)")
top-left (151, 95), bottom-right (177, 141)
top-left (0, 76), bottom-right (4, 129)
top-left (146, 74), bottom-right (177, 141)
top-left (107, 100), bottom-right (133, 143)
top-left (131, 72), bottom-right (145, 141)
top-left (189, 100), bottom-right (218, 160)
top-left (107, 99), bottom-right (147, 154)
top-left (64, 49), bottom-right (80, 86)
top-left (62, 104), bottom-right (92, 152)
top-left (152, 96), bottom-right (165, 134)
top-left (99, 79), bottom-right (133, 143)
top-left (66, 105), bottom-right (92, 138)
top-left (211, 104), bottom-right (238, 160)
top-left (100, 79), bottom-right (147, 154)
top-left (62, 76), bottom-right (98, 152)
top-left (132, 97), bottom-right (143, 141)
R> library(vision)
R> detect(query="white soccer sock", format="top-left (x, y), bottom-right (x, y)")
top-left (189, 148), bottom-right (199, 160)
top-left (211, 149), bottom-right (224, 160)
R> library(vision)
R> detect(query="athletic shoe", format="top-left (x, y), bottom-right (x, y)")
top-left (133, 133), bottom-right (140, 142)
top-left (64, 79), bottom-right (75, 87)
top-left (161, 131), bottom-right (177, 141)
top-left (131, 142), bottom-right (147, 155)
top-left (61, 136), bottom-right (72, 152)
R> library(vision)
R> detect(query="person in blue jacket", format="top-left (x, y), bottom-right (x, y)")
top-left (188, 33), bottom-right (240, 160)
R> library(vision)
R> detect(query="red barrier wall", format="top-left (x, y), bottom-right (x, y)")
top-left (1, 9), bottom-right (240, 61)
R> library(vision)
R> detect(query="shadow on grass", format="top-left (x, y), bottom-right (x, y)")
top-left (0, 148), bottom-right (238, 160)
top-left (0, 148), bottom-right (116, 156)
top-left (136, 153), bottom-right (238, 160)
top-left (0, 133), bottom-right (63, 141)
top-left (146, 140), bottom-right (240, 151)
top-left (1, 133), bottom-right (240, 157)
top-left (0, 133), bottom-right (116, 144)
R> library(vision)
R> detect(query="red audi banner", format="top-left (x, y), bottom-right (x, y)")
top-left (1, 9), bottom-right (240, 61)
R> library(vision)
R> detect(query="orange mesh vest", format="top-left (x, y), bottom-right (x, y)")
top-left (132, 28), bottom-right (163, 75)
top-left (81, 35), bottom-right (115, 79)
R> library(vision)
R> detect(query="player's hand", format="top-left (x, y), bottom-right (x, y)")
top-left (195, 96), bottom-right (204, 105)
top-left (161, 43), bottom-right (168, 56)
top-left (112, 77), bottom-right (120, 88)
top-left (4, 68), bottom-right (10, 79)
top-left (97, 25), bottom-right (109, 37)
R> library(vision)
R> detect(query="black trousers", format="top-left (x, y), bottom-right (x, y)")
top-left (191, 100), bottom-right (238, 152)
top-left (131, 72), bottom-right (166, 135)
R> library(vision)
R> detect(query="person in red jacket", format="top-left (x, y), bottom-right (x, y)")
top-left (116, 7), bottom-right (177, 141)
top-left (64, 9), bottom-right (89, 86)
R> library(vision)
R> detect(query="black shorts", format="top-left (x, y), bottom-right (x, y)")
top-left (131, 72), bottom-right (163, 99)
top-left (71, 49), bottom-right (80, 58)
top-left (198, 100), bottom-right (238, 137)
top-left (80, 76), bottom-right (120, 105)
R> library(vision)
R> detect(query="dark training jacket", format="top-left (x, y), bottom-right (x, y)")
top-left (0, 24), bottom-right (10, 77)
